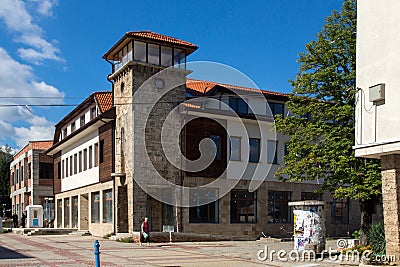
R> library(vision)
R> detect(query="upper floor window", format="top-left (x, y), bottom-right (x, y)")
top-left (89, 146), bottom-right (93, 169)
top-left (99, 140), bottom-right (105, 164)
top-left (230, 136), bottom-right (241, 161)
top-left (83, 149), bottom-right (87, 171)
top-left (209, 135), bottom-right (221, 160)
top-left (148, 43), bottom-right (159, 65)
top-left (69, 156), bottom-right (73, 175)
top-left (28, 163), bottom-right (31, 179)
top-left (90, 107), bottom-right (96, 120)
top-left (268, 102), bottom-right (284, 117)
top-left (58, 162), bottom-right (61, 179)
top-left (61, 160), bottom-right (64, 178)
top-left (63, 128), bottom-right (67, 138)
top-left (39, 163), bottom-right (53, 179)
top-left (174, 48), bottom-right (185, 67)
top-left (229, 97), bottom-right (248, 115)
top-left (134, 41), bottom-right (146, 63)
top-left (267, 140), bottom-right (278, 164)
top-left (80, 115), bottom-right (85, 127)
top-left (94, 143), bottom-right (99, 167)
top-left (268, 102), bottom-right (285, 117)
top-left (161, 46), bottom-right (173, 66)
top-left (249, 138), bottom-right (260, 163)
top-left (65, 158), bottom-right (69, 177)
top-left (113, 41), bottom-right (186, 73)
top-left (20, 166), bottom-right (24, 181)
top-left (71, 122), bottom-right (76, 133)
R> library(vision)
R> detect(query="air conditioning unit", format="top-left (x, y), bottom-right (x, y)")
top-left (369, 83), bottom-right (385, 102)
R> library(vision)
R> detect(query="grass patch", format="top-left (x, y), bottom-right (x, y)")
top-left (103, 233), bottom-right (113, 239)
top-left (116, 237), bottom-right (134, 243)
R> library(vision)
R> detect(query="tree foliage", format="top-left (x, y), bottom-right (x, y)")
top-left (0, 145), bottom-right (14, 198)
top-left (275, 0), bottom-right (381, 242)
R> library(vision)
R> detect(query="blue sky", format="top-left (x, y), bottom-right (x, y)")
top-left (0, 0), bottom-right (344, 150)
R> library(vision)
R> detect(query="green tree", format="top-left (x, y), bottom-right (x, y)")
top-left (0, 145), bottom-right (14, 197)
top-left (275, 0), bottom-right (381, 244)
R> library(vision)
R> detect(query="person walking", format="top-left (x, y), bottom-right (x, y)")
top-left (12, 213), bottom-right (18, 228)
top-left (140, 217), bottom-right (150, 246)
top-left (21, 212), bottom-right (26, 228)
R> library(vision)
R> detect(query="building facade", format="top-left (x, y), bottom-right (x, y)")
top-left (10, 141), bottom-right (54, 224)
top-left (354, 0), bottom-right (400, 261)
top-left (102, 31), bottom-right (361, 238)
top-left (46, 92), bottom-right (115, 236)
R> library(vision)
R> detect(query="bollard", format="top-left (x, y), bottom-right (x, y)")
top-left (94, 240), bottom-right (100, 267)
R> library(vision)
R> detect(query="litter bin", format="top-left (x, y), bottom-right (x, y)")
top-left (288, 200), bottom-right (326, 253)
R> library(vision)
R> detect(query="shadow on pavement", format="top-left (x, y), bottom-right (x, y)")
top-left (0, 245), bottom-right (31, 259)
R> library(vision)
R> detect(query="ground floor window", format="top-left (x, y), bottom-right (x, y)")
top-left (64, 198), bottom-right (70, 227)
top-left (268, 191), bottom-right (291, 223)
top-left (72, 196), bottom-right (78, 228)
top-left (91, 192), bottom-right (100, 223)
top-left (332, 198), bottom-right (349, 224)
top-left (56, 199), bottom-right (62, 228)
top-left (103, 190), bottom-right (113, 223)
top-left (231, 190), bottom-right (256, 223)
top-left (162, 203), bottom-right (174, 227)
top-left (189, 188), bottom-right (219, 223)
top-left (43, 196), bottom-right (54, 221)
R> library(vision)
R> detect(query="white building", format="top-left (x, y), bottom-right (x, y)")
top-left (354, 0), bottom-right (400, 261)
top-left (46, 92), bottom-right (115, 236)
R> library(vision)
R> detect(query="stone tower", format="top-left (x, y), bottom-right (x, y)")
top-left (103, 31), bottom-right (198, 233)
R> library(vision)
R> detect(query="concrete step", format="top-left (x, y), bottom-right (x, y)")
top-left (69, 230), bottom-right (91, 236)
top-left (13, 228), bottom-right (77, 236)
top-left (109, 233), bottom-right (131, 241)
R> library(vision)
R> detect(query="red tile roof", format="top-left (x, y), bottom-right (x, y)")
top-left (13, 141), bottom-right (53, 160)
top-left (186, 79), bottom-right (289, 98)
top-left (94, 92), bottom-right (112, 113)
top-left (103, 31), bottom-right (198, 60)
top-left (127, 31), bottom-right (197, 48)
top-left (182, 102), bottom-right (202, 109)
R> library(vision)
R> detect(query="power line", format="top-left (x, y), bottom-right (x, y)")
top-left (0, 104), bottom-right (79, 107)
top-left (0, 96), bottom-right (84, 99)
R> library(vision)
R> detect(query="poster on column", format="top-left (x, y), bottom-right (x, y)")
top-left (293, 210), bottom-right (313, 251)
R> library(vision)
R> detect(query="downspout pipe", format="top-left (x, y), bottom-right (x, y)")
top-left (105, 58), bottom-right (117, 234)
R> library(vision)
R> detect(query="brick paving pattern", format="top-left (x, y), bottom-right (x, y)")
top-left (0, 234), bottom-right (348, 267)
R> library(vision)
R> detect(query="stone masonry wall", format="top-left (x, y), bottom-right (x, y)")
top-left (381, 154), bottom-right (400, 263)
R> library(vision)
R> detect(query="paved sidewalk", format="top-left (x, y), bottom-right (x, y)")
top-left (0, 233), bottom-right (347, 267)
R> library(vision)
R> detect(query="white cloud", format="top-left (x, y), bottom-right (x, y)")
top-left (29, 0), bottom-right (58, 17)
top-left (14, 123), bottom-right (54, 148)
top-left (0, 47), bottom-right (63, 148)
top-left (0, 0), bottom-right (63, 64)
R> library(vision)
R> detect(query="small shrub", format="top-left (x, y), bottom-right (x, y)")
top-left (352, 229), bottom-right (361, 239)
top-left (116, 237), bottom-right (134, 243)
top-left (367, 222), bottom-right (385, 255)
top-left (342, 244), bottom-right (372, 254)
top-left (103, 233), bottom-right (113, 239)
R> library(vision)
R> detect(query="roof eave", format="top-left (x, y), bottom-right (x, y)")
top-left (103, 33), bottom-right (198, 61)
